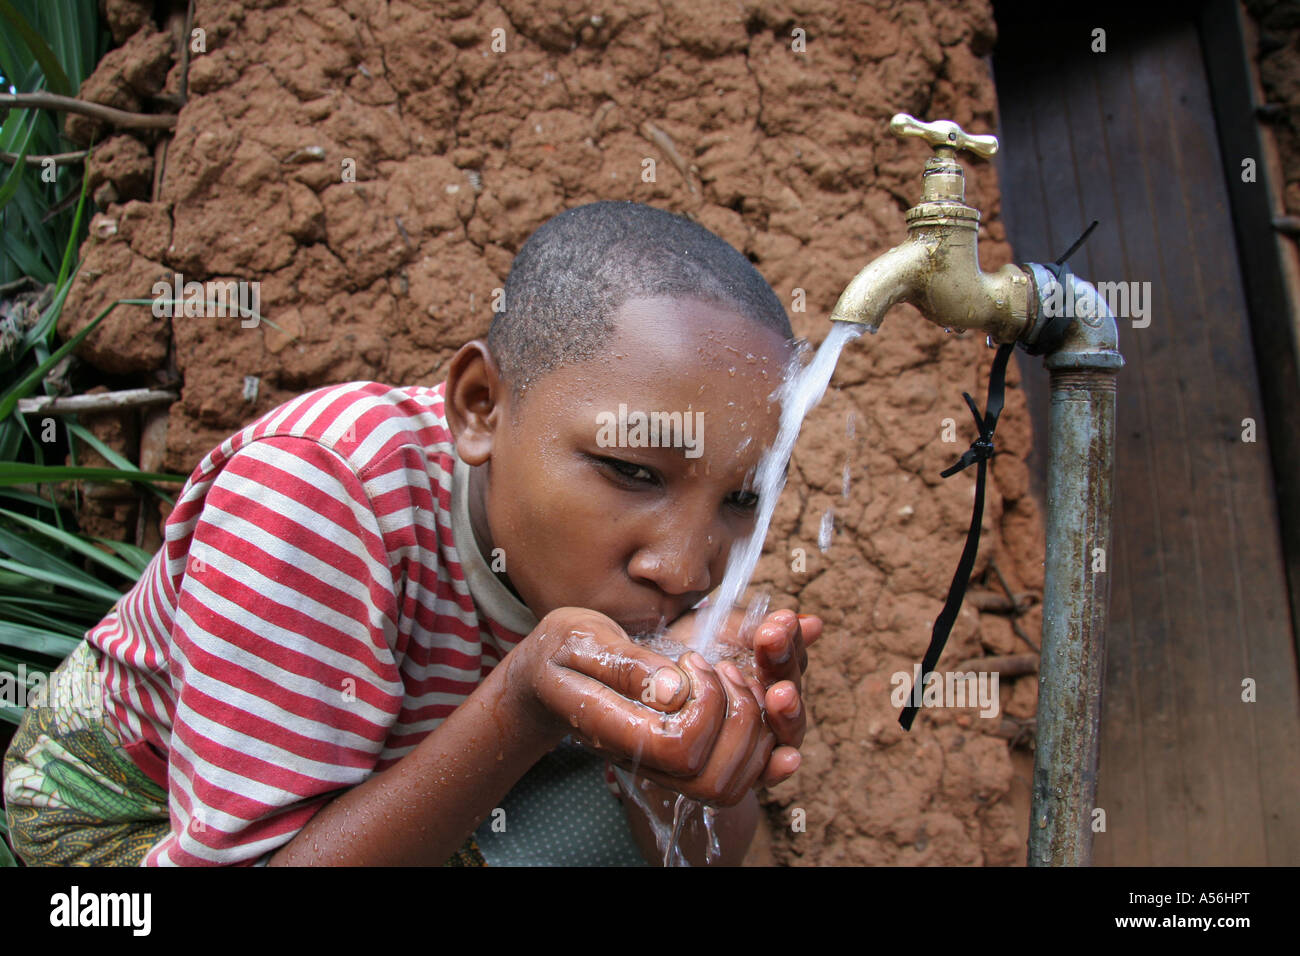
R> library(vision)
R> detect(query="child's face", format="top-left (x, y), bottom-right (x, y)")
top-left (450, 295), bottom-right (794, 636)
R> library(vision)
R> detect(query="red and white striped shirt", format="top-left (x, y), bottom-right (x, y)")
top-left (87, 381), bottom-right (539, 865)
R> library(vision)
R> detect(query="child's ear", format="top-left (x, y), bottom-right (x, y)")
top-left (444, 340), bottom-right (503, 466)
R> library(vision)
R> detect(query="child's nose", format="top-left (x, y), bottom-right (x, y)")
top-left (629, 529), bottom-right (719, 596)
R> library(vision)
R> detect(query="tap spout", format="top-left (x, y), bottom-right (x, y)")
top-left (828, 239), bottom-right (930, 333)
top-left (829, 219), bottom-right (1033, 343)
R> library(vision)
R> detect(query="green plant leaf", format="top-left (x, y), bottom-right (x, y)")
top-left (0, 648), bottom-right (64, 674)
top-left (0, 112), bottom-right (35, 213)
top-left (0, 221), bottom-right (51, 282)
top-left (23, 264), bottom-right (80, 356)
top-left (0, 0), bottom-right (74, 96)
top-left (0, 599), bottom-right (88, 636)
top-left (64, 421), bottom-right (178, 507)
top-left (54, 150), bottom-right (91, 290)
top-left (65, 421), bottom-right (135, 471)
top-left (0, 488), bottom-right (59, 510)
top-left (0, 586), bottom-right (110, 618)
top-left (0, 461), bottom-right (184, 486)
top-left (0, 222), bottom-right (50, 282)
top-left (0, 618), bottom-right (81, 658)
top-left (94, 538), bottom-right (152, 574)
top-left (0, 296), bottom-right (117, 420)
top-left (0, 523), bottom-right (106, 590)
top-left (0, 419), bottom-right (24, 462)
top-left (0, 506), bottom-right (139, 579)
top-left (9, 184), bottom-right (61, 274)
top-left (0, 556), bottom-right (121, 603)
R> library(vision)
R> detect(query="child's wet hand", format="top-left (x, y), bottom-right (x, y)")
top-left (752, 610), bottom-right (819, 780)
top-left (753, 609), bottom-right (818, 686)
top-left (634, 655), bottom-right (776, 806)
top-left (514, 606), bottom-right (688, 714)
top-left (513, 607), bottom-right (738, 780)
top-left (660, 605), bottom-right (818, 778)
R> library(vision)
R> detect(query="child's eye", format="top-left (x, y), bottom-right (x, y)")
top-left (600, 457), bottom-right (656, 484)
top-left (729, 490), bottom-right (759, 511)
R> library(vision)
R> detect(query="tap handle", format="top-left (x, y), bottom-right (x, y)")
top-left (890, 113), bottom-right (999, 159)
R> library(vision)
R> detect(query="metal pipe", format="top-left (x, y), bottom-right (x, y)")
top-left (827, 113), bottom-right (1124, 866)
top-left (1026, 266), bottom-right (1123, 865)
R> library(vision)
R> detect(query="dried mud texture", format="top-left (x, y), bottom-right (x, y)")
top-left (60, 0), bottom-right (1044, 866)
top-left (1248, 0), bottom-right (1300, 220)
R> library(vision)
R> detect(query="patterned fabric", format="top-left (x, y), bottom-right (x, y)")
top-left (3, 642), bottom-right (169, 866)
top-left (444, 834), bottom-right (487, 867)
top-left (473, 738), bottom-right (647, 867)
top-left (3, 637), bottom-right (491, 868)
top-left (6, 677), bottom-right (490, 868)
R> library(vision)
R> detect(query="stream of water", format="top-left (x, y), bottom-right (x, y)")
top-left (628, 320), bottom-right (868, 866)
top-left (688, 320), bottom-right (866, 660)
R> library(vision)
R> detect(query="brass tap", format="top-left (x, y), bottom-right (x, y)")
top-left (830, 113), bottom-right (1032, 344)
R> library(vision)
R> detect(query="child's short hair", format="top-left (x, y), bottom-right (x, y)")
top-left (488, 201), bottom-right (794, 396)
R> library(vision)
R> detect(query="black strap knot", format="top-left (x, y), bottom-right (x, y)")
top-left (899, 342), bottom-right (1015, 731)
top-left (940, 392), bottom-right (998, 477)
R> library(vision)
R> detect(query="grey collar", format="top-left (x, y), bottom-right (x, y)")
top-left (451, 452), bottom-right (539, 636)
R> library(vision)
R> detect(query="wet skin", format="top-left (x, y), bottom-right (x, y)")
top-left (458, 295), bottom-right (788, 633)
top-left (270, 295), bottom-right (822, 866)
top-left (451, 296), bottom-right (816, 774)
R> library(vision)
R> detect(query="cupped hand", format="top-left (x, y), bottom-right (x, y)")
top-left (507, 607), bottom-right (775, 804)
top-left (662, 604), bottom-right (823, 788)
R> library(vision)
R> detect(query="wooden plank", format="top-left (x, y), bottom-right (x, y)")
top-left (992, 37), bottom-right (1160, 866)
top-left (1155, 20), bottom-right (1300, 864)
top-left (992, 3), bottom-right (1300, 865)
top-left (1079, 26), bottom-right (1192, 867)
top-left (991, 52), bottom-right (1055, 501)
top-left (1126, 21), bottom-right (1248, 866)
top-left (1055, 30), bottom-right (1166, 868)
top-left (1199, 0), bottom-right (1300, 673)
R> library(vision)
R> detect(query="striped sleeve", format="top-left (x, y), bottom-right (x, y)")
top-left (143, 435), bottom-right (406, 866)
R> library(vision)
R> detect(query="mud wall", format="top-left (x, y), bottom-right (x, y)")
top-left (64, 0), bottom-right (1046, 865)
top-left (1249, 0), bottom-right (1300, 225)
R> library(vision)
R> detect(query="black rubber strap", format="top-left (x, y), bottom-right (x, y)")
top-left (1025, 220), bottom-right (1099, 356)
top-left (1022, 259), bottom-right (1075, 357)
top-left (899, 341), bottom-right (1015, 730)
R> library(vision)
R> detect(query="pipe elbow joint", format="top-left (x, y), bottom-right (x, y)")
top-left (1024, 262), bottom-right (1125, 371)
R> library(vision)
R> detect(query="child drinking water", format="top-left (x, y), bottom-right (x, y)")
top-left (3, 201), bottom-right (820, 866)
